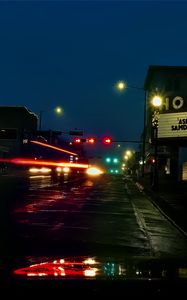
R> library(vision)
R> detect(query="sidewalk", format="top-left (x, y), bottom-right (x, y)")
top-left (136, 174), bottom-right (187, 235)
top-left (0, 165), bottom-right (28, 177)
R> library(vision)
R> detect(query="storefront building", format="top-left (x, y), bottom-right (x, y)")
top-left (144, 65), bottom-right (187, 181)
top-left (0, 106), bottom-right (38, 157)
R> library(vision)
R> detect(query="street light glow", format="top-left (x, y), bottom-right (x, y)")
top-left (116, 81), bottom-right (126, 91)
top-left (39, 106), bottom-right (64, 130)
top-left (55, 106), bottom-right (63, 114)
top-left (152, 95), bottom-right (162, 107)
top-left (125, 150), bottom-right (132, 157)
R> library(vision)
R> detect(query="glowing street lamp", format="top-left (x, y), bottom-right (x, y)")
top-left (39, 106), bottom-right (64, 130)
top-left (54, 106), bottom-right (63, 115)
top-left (115, 80), bottom-right (146, 177)
top-left (116, 81), bottom-right (126, 91)
top-left (152, 95), bottom-right (162, 107)
top-left (125, 150), bottom-right (133, 157)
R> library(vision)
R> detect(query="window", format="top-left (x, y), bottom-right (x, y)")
top-left (165, 79), bottom-right (180, 91)
top-left (174, 79), bottom-right (180, 91)
top-left (0, 128), bottom-right (17, 139)
top-left (165, 79), bottom-right (172, 91)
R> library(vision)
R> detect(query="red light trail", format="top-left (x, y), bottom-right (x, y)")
top-left (0, 158), bottom-right (88, 169)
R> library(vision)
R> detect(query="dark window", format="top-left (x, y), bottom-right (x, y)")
top-left (174, 79), bottom-right (180, 91)
top-left (0, 128), bottom-right (17, 139)
top-left (165, 79), bottom-right (180, 91)
top-left (165, 79), bottom-right (172, 91)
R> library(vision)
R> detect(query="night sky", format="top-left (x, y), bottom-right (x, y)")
top-left (0, 1), bottom-right (187, 152)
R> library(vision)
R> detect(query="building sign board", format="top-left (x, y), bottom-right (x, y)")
top-left (158, 112), bottom-right (187, 138)
top-left (161, 96), bottom-right (185, 113)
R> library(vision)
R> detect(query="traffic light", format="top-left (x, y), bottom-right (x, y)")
top-left (106, 157), bottom-right (111, 163)
top-left (113, 158), bottom-right (119, 163)
top-left (87, 137), bottom-right (96, 144)
top-left (73, 137), bottom-right (81, 143)
top-left (102, 136), bottom-right (112, 144)
top-left (72, 137), bottom-right (86, 144)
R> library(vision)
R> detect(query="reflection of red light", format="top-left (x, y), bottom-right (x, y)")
top-left (30, 140), bottom-right (77, 156)
top-left (14, 259), bottom-right (97, 278)
top-left (0, 158), bottom-right (88, 169)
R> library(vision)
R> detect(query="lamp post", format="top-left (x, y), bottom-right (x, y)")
top-left (39, 110), bottom-right (43, 131)
top-left (115, 81), bottom-right (146, 177)
top-left (39, 106), bottom-right (64, 130)
top-left (151, 95), bottom-right (162, 191)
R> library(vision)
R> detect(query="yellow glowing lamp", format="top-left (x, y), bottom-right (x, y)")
top-left (117, 81), bottom-right (126, 91)
top-left (152, 95), bottom-right (162, 107)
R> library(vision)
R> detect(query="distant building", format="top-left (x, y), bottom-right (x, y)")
top-left (144, 65), bottom-right (187, 181)
top-left (0, 106), bottom-right (38, 157)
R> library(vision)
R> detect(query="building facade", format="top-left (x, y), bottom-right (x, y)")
top-left (0, 106), bottom-right (38, 157)
top-left (144, 65), bottom-right (187, 181)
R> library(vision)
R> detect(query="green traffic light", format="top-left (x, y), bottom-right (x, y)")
top-left (106, 157), bottom-right (111, 163)
top-left (113, 158), bottom-right (118, 163)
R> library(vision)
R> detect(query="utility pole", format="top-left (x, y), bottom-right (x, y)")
top-left (142, 89), bottom-right (147, 177)
top-left (39, 110), bottom-right (43, 131)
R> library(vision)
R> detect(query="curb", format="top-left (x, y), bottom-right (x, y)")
top-left (135, 181), bottom-right (187, 238)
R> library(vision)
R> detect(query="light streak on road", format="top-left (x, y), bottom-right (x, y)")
top-left (0, 157), bottom-right (89, 169)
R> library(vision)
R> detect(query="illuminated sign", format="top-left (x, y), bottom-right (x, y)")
top-left (161, 96), bottom-right (185, 112)
top-left (158, 112), bottom-right (187, 138)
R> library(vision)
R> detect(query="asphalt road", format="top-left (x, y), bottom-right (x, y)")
top-left (1, 171), bottom-right (187, 262)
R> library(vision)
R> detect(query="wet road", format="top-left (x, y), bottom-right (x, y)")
top-left (1, 172), bottom-right (187, 260)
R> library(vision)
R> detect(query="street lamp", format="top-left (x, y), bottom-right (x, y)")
top-left (116, 81), bottom-right (127, 91)
top-left (115, 80), bottom-right (146, 177)
top-left (39, 106), bottom-right (64, 130)
top-left (54, 106), bottom-right (63, 114)
top-left (125, 150), bottom-right (133, 157)
top-left (151, 95), bottom-right (162, 191)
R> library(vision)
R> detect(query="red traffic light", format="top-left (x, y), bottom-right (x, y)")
top-left (102, 136), bottom-right (112, 144)
top-left (87, 137), bottom-right (96, 144)
top-left (73, 138), bottom-right (82, 143)
top-left (73, 138), bottom-right (86, 144)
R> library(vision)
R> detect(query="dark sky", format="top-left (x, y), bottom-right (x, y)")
top-left (0, 0), bottom-right (187, 151)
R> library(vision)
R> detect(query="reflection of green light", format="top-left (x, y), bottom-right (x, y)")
top-left (106, 157), bottom-right (111, 163)
top-left (113, 158), bottom-right (118, 163)
top-left (110, 169), bottom-right (114, 173)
